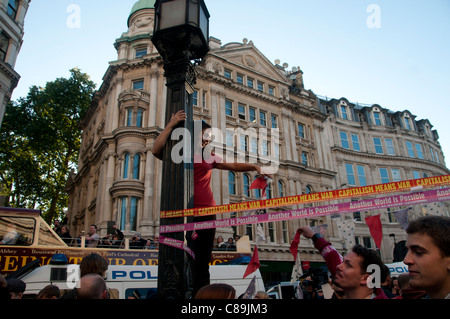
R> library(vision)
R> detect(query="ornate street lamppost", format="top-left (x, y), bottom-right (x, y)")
top-left (152, 0), bottom-right (210, 299)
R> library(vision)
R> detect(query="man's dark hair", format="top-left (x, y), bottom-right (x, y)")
top-left (352, 244), bottom-right (385, 276)
top-left (406, 216), bottom-right (450, 257)
top-left (80, 253), bottom-right (108, 277)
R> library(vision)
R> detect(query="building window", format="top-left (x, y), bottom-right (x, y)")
top-left (249, 107), bottom-right (256, 123)
top-left (404, 114), bottom-right (412, 130)
top-left (415, 143), bottom-right (424, 159)
top-left (301, 152), bottom-right (308, 165)
top-left (250, 137), bottom-right (258, 154)
top-left (357, 165), bottom-right (367, 186)
top-left (133, 79), bottom-right (144, 90)
top-left (238, 104), bottom-right (246, 120)
top-left (226, 130), bottom-right (234, 147)
top-left (247, 77), bottom-right (254, 88)
top-left (282, 221), bottom-right (288, 243)
top-left (192, 91), bottom-right (198, 107)
top-left (120, 197), bottom-right (128, 230)
top-left (268, 222), bottom-right (275, 242)
top-left (373, 137), bottom-right (383, 154)
top-left (224, 69), bottom-right (232, 79)
top-left (385, 138), bottom-right (395, 155)
top-left (228, 172), bottom-right (236, 195)
top-left (380, 168), bottom-right (390, 184)
top-left (305, 185), bottom-right (313, 194)
top-left (261, 141), bottom-right (269, 156)
top-left (225, 99), bottom-right (233, 116)
top-left (406, 141), bottom-right (415, 157)
top-left (136, 109), bottom-right (143, 127)
top-left (126, 109), bottom-right (133, 126)
top-left (298, 123), bottom-right (305, 138)
top-left (340, 132), bottom-right (349, 149)
top-left (268, 86), bottom-right (275, 96)
top-left (345, 163), bottom-right (356, 186)
top-left (271, 115), bottom-right (278, 128)
top-left (237, 73), bottom-right (244, 84)
top-left (259, 111), bottom-right (267, 126)
top-left (239, 135), bottom-right (247, 152)
top-left (130, 197), bottom-right (139, 232)
top-left (123, 153), bottom-right (130, 179)
top-left (266, 183), bottom-right (273, 199)
top-left (0, 32), bottom-right (10, 61)
top-left (243, 174), bottom-right (250, 197)
top-left (373, 111), bottom-right (382, 125)
top-left (257, 81), bottom-right (264, 92)
top-left (278, 180), bottom-right (285, 198)
top-left (274, 143), bottom-right (280, 160)
top-left (341, 105), bottom-right (348, 120)
top-left (413, 171), bottom-right (421, 179)
top-left (120, 196), bottom-right (139, 231)
top-left (135, 47), bottom-right (147, 58)
top-left (133, 154), bottom-right (140, 179)
top-left (7, 0), bottom-right (19, 20)
top-left (351, 134), bottom-right (360, 151)
top-left (391, 169), bottom-right (401, 182)
top-left (246, 224), bottom-right (253, 241)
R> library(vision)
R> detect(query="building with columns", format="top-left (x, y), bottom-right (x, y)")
top-left (0, 0), bottom-right (31, 128)
top-left (66, 0), bottom-right (449, 277)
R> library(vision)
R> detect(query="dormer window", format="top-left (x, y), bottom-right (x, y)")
top-left (373, 108), bottom-right (383, 125)
top-left (339, 101), bottom-right (350, 120)
top-left (403, 113), bottom-right (412, 130)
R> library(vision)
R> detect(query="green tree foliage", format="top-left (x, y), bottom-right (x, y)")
top-left (0, 68), bottom-right (96, 223)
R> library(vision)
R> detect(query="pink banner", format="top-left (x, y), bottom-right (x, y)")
top-left (159, 235), bottom-right (195, 259)
top-left (160, 187), bottom-right (450, 234)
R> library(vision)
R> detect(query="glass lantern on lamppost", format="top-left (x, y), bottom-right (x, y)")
top-left (152, 0), bottom-right (210, 299)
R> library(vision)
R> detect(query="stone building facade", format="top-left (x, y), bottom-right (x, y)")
top-left (0, 0), bottom-right (31, 128)
top-left (66, 1), bottom-right (449, 271)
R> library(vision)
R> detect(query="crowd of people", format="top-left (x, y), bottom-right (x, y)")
top-left (53, 221), bottom-right (160, 250)
top-left (53, 220), bottom-right (241, 252)
top-left (1, 216), bottom-right (448, 300)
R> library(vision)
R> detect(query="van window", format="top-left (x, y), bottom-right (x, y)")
top-left (0, 216), bottom-right (35, 246)
top-left (125, 288), bottom-right (157, 299)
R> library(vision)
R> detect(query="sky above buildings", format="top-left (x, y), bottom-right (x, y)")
top-left (12, 0), bottom-right (450, 164)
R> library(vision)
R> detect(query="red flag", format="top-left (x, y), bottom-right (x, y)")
top-left (365, 214), bottom-right (383, 249)
top-left (250, 177), bottom-right (268, 198)
top-left (290, 230), bottom-right (301, 260)
top-left (243, 245), bottom-right (260, 279)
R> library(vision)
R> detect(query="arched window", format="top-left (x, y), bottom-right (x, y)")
top-left (228, 172), bottom-right (236, 195)
top-left (120, 197), bottom-right (127, 230)
top-left (123, 153), bottom-right (130, 179)
top-left (119, 196), bottom-right (140, 232)
top-left (133, 154), bottom-right (140, 179)
top-left (130, 197), bottom-right (139, 232)
top-left (305, 185), bottom-right (313, 194)
top-left (243, 174), bottom-right (250, 197)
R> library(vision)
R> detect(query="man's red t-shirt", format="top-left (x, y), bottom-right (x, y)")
top-left (194, 154), bottom-right (223, 208)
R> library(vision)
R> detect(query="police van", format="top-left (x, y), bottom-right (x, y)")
top-left (20, 263), bottom-right (265, 299)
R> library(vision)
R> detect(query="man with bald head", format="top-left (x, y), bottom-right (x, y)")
top-left (76, 273), bottom-right (108, 299)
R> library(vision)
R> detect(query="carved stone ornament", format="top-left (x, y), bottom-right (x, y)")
top-left (243, 55), bottom-right (257, 68)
